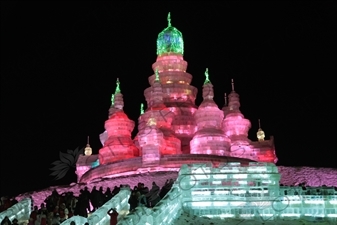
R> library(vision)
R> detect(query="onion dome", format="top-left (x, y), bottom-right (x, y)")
top-left (156, 12), bottom-right (184, 56)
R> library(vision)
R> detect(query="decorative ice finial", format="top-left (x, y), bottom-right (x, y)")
top-left (111, 94), bottom-right (115, 105)
top-left (155, 68), bottom-right (160, 81)
top-left (84, 135), bottom-right (92, 156)
top-left (257, 119), bottom-right (265, 141)
top-left (204, 68), bottom-right (211, 84)
top-left (231, 79), bottom-right (235, 91)
top-left (224, 93), bottom-right (227, 106)
top-left (140, 103), bottom-right (144, 115)
top-left (115, 78), bottom-right (121, 94)
top-left (167, 12), bottom-right (171, 27)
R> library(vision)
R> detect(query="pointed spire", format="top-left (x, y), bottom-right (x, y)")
top-left (140, 103), bottom-right (144, 115)
top-left (115, 78), bottom-right (121, 94)
top-left (155, 68), bottom-right (160, 82)
top-left (167, 12), bottom-right (171, 27)
top-left (204, 68), bottom-right (211, 84)
top-left (258, 119), bottom-right (261, 129)
top-left (224, 93), bottom-right (227, 106)
top-left (86, 136), bottom-right (90, 147)
top-left (231, 78), bottom-right (235, 92)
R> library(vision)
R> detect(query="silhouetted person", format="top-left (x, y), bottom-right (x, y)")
top-left (111, 186), bottom-right (120, 196)
top-left (104, 187), bottom-right (113, 203)
top-left (0, 216), bottom-right (11, 225)
top-left (90, 186), bottom-right (100, 211)
top-left (107, 208), bottom-right (118, 225)
top-left (128, 191), bottom-right (138, 212)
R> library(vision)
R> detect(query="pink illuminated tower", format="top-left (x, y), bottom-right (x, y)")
top-left (98, 79), bottom-right (139, 165)
top-left (222, 79), bottom-right (252, 156)
top-left (190, 69), bottom-right (231, 156)
top-left (137, 70), bottom-right (181, 162)
top-left (144, 13), bottom-right (198, 153)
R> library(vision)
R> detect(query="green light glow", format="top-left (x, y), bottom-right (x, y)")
top-left (156, 12), bottom-right (184, 56)
top-left (204, 68), bottom-right (211, 84)
top-left (140, 103), bottom-right (144, 115)
top-left (115, 78), bottom-right (121, 94)
top-left (111, 94), bottom-right (115, 105)
top-left (155, 68), bottom-right (159, 81)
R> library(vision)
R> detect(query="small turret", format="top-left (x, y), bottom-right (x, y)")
top-left (190, 68), bottom-right (231, 156)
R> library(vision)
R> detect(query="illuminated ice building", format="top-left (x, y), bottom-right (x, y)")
top-left (72, 13), bottom-right (336, 224)
top-left (4, 13), bottom-right (336, 225)
top-left (76, 13), bottom-right (278, 184)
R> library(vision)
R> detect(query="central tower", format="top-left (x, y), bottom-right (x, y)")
top-left (144, 13), bottom-right (198, 153)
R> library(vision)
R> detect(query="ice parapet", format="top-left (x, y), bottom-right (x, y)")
top-left (60, 216), bottom-right (87, 225)
top-left (87, 188), bottom-right (131, 225)
top-left (0, 198), bottom-right (31, 222)
top-left (117, 185), bottom-right (183, 225)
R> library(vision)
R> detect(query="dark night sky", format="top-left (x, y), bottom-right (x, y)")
top-left (1, 1), bottom-right (336, 197)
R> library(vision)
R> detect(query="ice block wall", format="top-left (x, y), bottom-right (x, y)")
top-left (0, 198), bottom-right (31, 222)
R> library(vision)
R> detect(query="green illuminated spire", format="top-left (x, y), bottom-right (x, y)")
top-left (167, 12), bottom-right (171, 27)
top-left (111, 94), bottom-right (115, 105)
top-left (115, 78), bottom-right (121, 94)
top-left (204, 68), bottom-right (211, 84)
top-left (140, 103), bottom-right (144, 115)
top-left (155, 68), bottom-right (159, 81)
top-left (156, 12), bottom-right (184, 56)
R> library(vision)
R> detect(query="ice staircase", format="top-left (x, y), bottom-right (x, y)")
top-left (117, 162), bottom-right (337, 225)
top-left (60, 188), bottom-right (131, 225)
top-left (0, 198), bottom-right (31, 222)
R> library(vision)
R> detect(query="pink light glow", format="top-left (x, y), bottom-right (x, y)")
top-left (98, 111), bottom-right (138, 165)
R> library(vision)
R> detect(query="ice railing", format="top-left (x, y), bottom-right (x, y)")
top-left (0, 198), bottom-right (31, 222)
top-left (60, 188), bottom-right (131, 225)
top-left (117, 184), bottom-right (183, 225)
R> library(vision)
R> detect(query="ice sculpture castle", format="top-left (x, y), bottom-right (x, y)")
top-left (76, 13), bottom-right (278, 184)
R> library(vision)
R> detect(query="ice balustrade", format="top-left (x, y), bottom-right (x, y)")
top-left (60, 216), bottom-right (88, 225)
top-left (59, 188), bottom-right (131, 225)
top-left (87, 188), bottom-right (131, 225)
top-left (274, 186), bottom-right (337, 220)
top-left (117, 184), bottom-right (183, 225)
top-left (0, 198), bottom-right (31, 222)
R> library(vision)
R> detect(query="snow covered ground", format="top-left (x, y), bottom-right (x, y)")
top-left (14, 166), bottom-right (337, 225)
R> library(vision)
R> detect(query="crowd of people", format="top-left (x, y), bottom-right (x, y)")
top-left (0, 179), bottom-right (174, 225)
